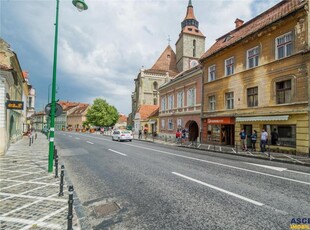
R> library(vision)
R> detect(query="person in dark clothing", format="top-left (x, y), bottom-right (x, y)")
top-left (271, 128), bottom-right (279, 145)
top-left (251, 130), bottom-right (257, 152)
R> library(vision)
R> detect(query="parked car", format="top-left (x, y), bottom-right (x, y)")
top-left (112, 130), bottom-right (133, 142)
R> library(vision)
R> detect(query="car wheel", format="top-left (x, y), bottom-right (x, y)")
top-left (129, 139), bottom-right (132, 142)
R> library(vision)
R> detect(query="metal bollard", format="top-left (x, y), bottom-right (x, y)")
top-left (54, 155), bottom-right (59, 178)
top-left (59, 165), bottom-right (64, 196)
top-left (29, 137), bottom-right (31, 146)
top-left (268, 144), bottom-right (270, 159)
top-left (54, 146), bottom-right (58, 159)
top-left (32, 136), bottom-right (34, 144)
top-left (236, 142), bottom-right (238, 154)
top-left (35, 133), bottom-right (37, 139)
top-left (67, 185), bottom-right (74, 230)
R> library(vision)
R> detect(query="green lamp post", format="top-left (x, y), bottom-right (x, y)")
top-left (48, 0), bottom-right (88, 172)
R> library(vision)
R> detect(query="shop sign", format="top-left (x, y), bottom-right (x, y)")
top-left (207, 117), bottom-right (234, 124)
top-left (6, 100), bottom-right (24, 110)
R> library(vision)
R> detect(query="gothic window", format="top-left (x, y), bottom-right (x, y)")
top-left (193, 39), bottom-right (196, 57)
top-left (153, 81), bottom-right (158, 90)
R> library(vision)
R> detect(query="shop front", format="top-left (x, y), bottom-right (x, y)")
top-left (202, 117), bottom-right (235, 146)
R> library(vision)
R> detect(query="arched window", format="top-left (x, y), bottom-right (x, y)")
top-left (153, 81), bottom-right (158, 90)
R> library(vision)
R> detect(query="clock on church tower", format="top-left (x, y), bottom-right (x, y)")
top-left (189, 59), bottom-right (199, 68)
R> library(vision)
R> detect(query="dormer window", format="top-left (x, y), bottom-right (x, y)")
top-left (224, 34), bottom-right (233, 42)
top-left (188, 28), bottom-right (193, 31)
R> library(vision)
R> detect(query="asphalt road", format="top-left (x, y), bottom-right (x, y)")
top-left (56, 131), bottom-right (310, 230)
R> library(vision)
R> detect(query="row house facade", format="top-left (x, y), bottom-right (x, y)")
top-left (158, 0), bottom-right (205, 141)
top-left (200, 0), bottom-right (310, 154)
top-left (0, 39), bottom-right (36, 155)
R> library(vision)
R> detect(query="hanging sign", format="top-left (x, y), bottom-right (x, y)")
top-left (6, 100), bottom-right (24, 110)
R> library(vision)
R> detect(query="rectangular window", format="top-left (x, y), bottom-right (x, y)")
top-left (168, 119), bottom-right (173, 130)
top-left (177, 118), bottom-right (182, 127)
top-left (208, 65), bottom-right (216, 81)
top-left (187, 88), bottom-right (195, 106)
top-left (247, 87), bottom-right (258, 107)
top-left (276, 80), bottom-right (291, 104)
top-left (247, 47), bottom-right (259, 68)
top-left (225, 57), bottom-right (234, 76)
top-left (225, 92), bottom-right (234, 109)
top-left (168, 95), bottom-right (173, 110)
top-left (161, 119), bottom-right (165, 129)
top-left (276, 32), bottom-right (292, 59)
top-left (161, 97), bottom-right (166, 111)
top-left (177, 91), bottom-right (184, 108)
top-left (208, 95), bottom-right (216, 111)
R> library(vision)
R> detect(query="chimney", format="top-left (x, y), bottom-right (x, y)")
top-left (234, 18), bottom-right (244, 28)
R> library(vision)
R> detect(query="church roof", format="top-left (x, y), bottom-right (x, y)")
top-left (146, 45), bottom-right (179, 77)
top-left (200, 0), bottom-right (306, 61)
top-left (183, 0), bottom-right (196, 21)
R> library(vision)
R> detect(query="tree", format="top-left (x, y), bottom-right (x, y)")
top-left (86, 98), bottom-right (119, 127)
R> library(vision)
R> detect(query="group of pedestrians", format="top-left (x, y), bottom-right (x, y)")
top-left (240, 128), bottom-right (278, 153)
top-left (175, 129), bottom-right (187, 144)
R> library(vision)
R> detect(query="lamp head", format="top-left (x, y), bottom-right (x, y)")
top-left (72, 0), bottom-right (88, 11)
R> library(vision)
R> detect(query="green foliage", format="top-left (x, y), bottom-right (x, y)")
top-left (86, 98), bottom-right (119, 127)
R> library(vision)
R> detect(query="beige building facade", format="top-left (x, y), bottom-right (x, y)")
top-left (200, 0), bottom-right (310, 155)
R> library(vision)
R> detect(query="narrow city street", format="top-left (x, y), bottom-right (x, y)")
top-left (56, 131), bottom-right (310, 230)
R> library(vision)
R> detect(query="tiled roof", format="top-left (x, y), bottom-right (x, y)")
top-left (69, 105), bottom-right (89, 115)
top-left (137, 105), bottom-right (159, 120)
top-left (118, 114), bottom-right (127, 123)
top-left (146, 45), bottom-right (179, 76)
top-left (200, 0), bottom-right (306, 60)
top-left (180, 25), bottom-right (205, 37)
top-left (148, 107), bottom-right (159, 118)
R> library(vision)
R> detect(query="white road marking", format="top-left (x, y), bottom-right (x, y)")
top-left (245, 163), bottom-right (287, 171)
top-left (172, 172), bottom-right (264, 206)
top-left (247, 151), bottom-right (254, 156)
top-left (219, 147), bottom-right (222, 151)
top-left (208, 145), bottom-right (210, 150)
top-left (75, 137), bottom-right (80, 140)
top-left (284, 155), bottom-right (304, 164)
top-left (286, 169), bottom-right (310, 176)
top-left (232, 148), bottom-right (236, 153)
top-left (86, 141), bottom-right (94, 145)
top-left (108, 149), bottom-right (127, 156)
top-left (126, 144), bottom-right (310, 185)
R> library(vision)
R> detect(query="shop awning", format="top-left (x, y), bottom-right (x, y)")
top-left (236, 115), bottom-right (289, 122)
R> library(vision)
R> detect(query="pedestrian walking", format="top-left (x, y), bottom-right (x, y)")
top-left (260, 128), bottom-right (268, 153)
top-left (251, 130), bottom-right (257, 152)
top-left (176, 130), bottom-right (181, 143)
top-left (239, 128), bottom-right (247, 151)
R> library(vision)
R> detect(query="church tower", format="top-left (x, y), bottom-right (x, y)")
top-left (176, 0), bottom-right (205, 72)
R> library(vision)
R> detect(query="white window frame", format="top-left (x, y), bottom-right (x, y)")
top-left (161, 97), bottom-right (166, 111)
top-left (168, 119), bottom-right (173, 130)
top-left (187, 88), bottom-right (195, 107)
top-left (276, 32), bottom-right (292, 59)
top-left (225, 57), bottom-right (234, 76)
top-left (225, 92), bottom-right (234, 109)
top-left (177, 118), bottom-right (182, 127)
top-left (208, 65), bottom-right (216, 82)
top-left (168, 95), bottom-right (174, 110)
top-left (209, 95), bottom-right (216, 111)
top-left (161, 119), bottom-right (165, 129)
top-left (247, 46), bottom-right (259, 68)
top-left (177, 91), bottom-right (184, 108)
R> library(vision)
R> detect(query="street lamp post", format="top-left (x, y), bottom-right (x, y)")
top-left (48, 0), bottom-right (88, 172)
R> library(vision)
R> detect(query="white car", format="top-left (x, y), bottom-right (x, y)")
top-left (112, 130), bottom-right (133, 142)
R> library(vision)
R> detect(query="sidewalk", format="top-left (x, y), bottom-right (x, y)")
top-left (0, 132), bottom-right (80, 230)
top-left (130, 133), bottom-right (310, 166)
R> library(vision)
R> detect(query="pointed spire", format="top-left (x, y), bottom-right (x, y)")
top-left (188, 0), bottom-right (193, 7)
top-left (182, 0), bottom-right (198, 29)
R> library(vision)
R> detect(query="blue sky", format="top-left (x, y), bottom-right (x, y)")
top-left (1, 0), bottom-right (280, 115)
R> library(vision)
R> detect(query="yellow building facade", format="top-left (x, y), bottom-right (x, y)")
top-left (200, 0), bottom-right (309, 155)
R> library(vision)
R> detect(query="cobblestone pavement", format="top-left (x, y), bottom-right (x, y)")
top-left (0, 133), bottom-right (80, 230)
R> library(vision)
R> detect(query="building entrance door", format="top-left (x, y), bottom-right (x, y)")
top-left (244, 125), bottom-right (252, 148)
